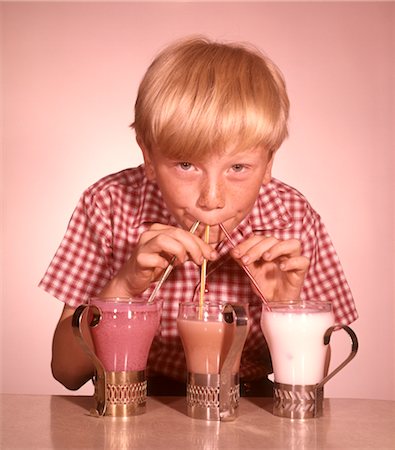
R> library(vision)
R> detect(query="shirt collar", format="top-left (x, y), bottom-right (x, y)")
top-left (137, 168), bottom-right (179, 228)
top-left (246, 178), bottom-right (294, 232)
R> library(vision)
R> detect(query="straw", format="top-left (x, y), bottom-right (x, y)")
top-left (198, 225), bottom-right (210, 319)
top-left (147, 221), bottom-right (200, 303)
top-left (219, 223), bottom-right (271, 310)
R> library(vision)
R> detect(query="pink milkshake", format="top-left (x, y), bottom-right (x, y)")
top-left (73, 297), bottom-right (162, 417)
top-left (91, 298), bottom-right (161, 372)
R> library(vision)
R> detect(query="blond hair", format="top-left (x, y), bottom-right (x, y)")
top-left (133, 36), bottom-right (289, 159)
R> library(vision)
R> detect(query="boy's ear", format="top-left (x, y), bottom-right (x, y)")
top-left (263, 152), bottom-right (275, 184)
top-left (136, 136), bottom-right (156, 181)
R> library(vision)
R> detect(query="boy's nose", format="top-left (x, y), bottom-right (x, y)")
top-left (197, 178), bottom-right (225, 210)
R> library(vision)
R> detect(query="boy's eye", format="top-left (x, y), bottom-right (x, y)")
top-left (231, 164), bottom-right (245, 172)
top-left (178, 162), bottom-right (193, 170)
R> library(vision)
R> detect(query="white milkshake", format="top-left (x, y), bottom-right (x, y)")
top-left (261, 305), bottom-right (334, 385)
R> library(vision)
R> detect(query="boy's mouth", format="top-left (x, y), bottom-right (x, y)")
top-left (183, 216), bottom-right (235, 245)
top-left (184, 212), bottom-right (231, 228)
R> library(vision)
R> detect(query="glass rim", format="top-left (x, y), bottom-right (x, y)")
top-left (89, 297), bottom-right (162, 304)
top-left (179, 300), bottom-right (247, 307)
top-left (264, 300), bottom-right (332, 310)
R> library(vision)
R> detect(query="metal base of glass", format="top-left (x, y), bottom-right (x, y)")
top-left (186, 372), bottom-right (240, 421)
top-left (94, 370), bottom-right (147, 417)
top-left (273, 382), bottom-right (324, 419)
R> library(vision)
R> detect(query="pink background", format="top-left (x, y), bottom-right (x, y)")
top-left (2, 1), bottom-right (394, 399)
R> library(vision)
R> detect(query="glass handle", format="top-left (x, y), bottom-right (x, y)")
top-left (219, 304), bottom-right (248, 421)
top-left (317, 325), bottom-right (359, 389)
top-left (72, 305), bottom-right (107, 416)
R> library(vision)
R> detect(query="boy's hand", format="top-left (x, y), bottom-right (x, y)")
top-left (230, 235), bottom-right (309, 301)
top-left (100, 223), bottom-right (218, 297)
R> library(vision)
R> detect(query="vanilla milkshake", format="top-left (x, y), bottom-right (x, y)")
top-left (260, 302), bottom-right (334, 385)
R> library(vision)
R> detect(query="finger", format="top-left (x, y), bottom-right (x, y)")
top-left (231, 235), bottom-right (279, 262)
top-left (143, 229), bottom-right (217, 266)
top-left (139, 224), bottom-right (175, 245)
top-left (146, 223), bottom-right (213, 255)
top-left (279, 255), bottom-right (310, 273)
top-left (135, 252), bottom-right (170, 271)
top-left (262, 239), bottom-right (303, 262)
top-left (143, 233), bottom-right (190, 264)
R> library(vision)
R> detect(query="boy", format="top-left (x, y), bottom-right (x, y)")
top-left (40, 36), bottom-right (358, 396)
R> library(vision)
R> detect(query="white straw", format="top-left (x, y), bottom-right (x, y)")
top-left (147, 221), bottom-right (200, 303)
top-left (198, 225), bottom-right (210, 319)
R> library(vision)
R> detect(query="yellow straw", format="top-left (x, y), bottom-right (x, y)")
top-left (199, 225), bottom-right (210, 320)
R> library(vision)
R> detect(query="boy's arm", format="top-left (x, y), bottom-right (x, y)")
top-left (51, 304), bottom-right (95, 390)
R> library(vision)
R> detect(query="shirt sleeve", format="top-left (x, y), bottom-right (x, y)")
top-left (300, 206), bottom-right (358, 326)
top-left (39, 187), bottom-right (115, 307)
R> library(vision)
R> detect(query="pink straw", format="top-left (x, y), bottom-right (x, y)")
top-left (219, 223), bottom-right (271, 310)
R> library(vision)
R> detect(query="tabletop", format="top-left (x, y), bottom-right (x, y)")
top-left (1, 394), bottom-right (394, 449)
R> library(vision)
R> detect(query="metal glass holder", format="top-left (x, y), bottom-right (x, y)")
top-left (96, 370), bottom-right (147, 417)
top-left (272, 325), bottom-right (359, 420)
top-left (186, 373), bottom-right (240, 421)
top-left (273, 382), bottom-right (324, 419)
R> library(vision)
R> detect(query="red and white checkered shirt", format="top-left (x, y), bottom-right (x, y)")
top-left (39, 165), bottom-right (358, 381)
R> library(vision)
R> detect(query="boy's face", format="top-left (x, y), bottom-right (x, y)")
top-left (141, 144), bottom-right (273, 243)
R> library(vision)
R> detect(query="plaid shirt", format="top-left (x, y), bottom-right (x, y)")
top-left (39, 165), bottom-right (358, 381)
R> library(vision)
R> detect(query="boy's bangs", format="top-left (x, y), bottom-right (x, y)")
top-left (153, 101), bottom-right (284, 160)
top-left (134, 37), bottom-right (289, 159)
top-left (151, 77), bottom-right (287, 159)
